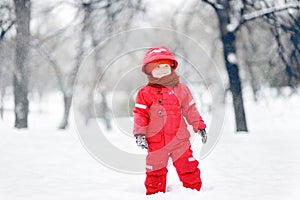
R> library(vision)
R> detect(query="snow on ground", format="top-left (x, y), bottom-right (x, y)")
top-left (0, 90), bottom-right (300, 200)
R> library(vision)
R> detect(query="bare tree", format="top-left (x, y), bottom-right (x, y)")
top-left (197, 0), bottom-right (299, 132)
top-left (32, 1), bottom-right (99, 129)
top-left (267, 9), bottom-right (300, 87)
top-left (82, 0), bottom-right (145, 128)
top-left (57, 2), bottom-right (91, 129)
top-left (31, 0), bottom-right (145, 129)
top-left (13, 0), bottom-right (31, 128)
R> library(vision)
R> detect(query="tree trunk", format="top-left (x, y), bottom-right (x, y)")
top-left (246, 59), bottom-right (259, 102)
top-left (101, 91), bottom-right (111, 130)
top-left (58, 3), bottom-right (90, 129)
top-left (217, 0), bottom-right (248, 132)
top-left (13, 0), bottom-right (31, 129)
top-left (0, 89), bottom-right (4, 120)
top-left (59, 95), bottom-right (72, 129)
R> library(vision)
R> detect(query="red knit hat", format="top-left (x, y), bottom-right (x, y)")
top-left (142, 46), bottom-right (178, 75)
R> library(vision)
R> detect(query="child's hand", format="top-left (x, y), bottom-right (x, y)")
top-left (135, 134), bottom-right (148, 149)
top-left (198, 129), bottom-right (207, 144)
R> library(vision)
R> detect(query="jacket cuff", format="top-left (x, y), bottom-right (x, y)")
top-left (193, 122), bottom-right (206, 132)
top-left (134, 126), bottom-right (147, 135)
top-left (134, 133), bottom-right (145, 137)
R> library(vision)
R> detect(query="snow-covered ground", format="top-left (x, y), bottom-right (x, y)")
top-left (1, 90), bottom-right (300, 200)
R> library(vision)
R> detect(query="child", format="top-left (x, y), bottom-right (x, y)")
top-left (133, 46), bottom-right (207, 195)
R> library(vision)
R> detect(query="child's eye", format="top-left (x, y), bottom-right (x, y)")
top-left (158, 64), bottom-right (170, 68)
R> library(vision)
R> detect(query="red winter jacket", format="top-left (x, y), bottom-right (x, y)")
top-left (133, 84), bottom-right (206, 145)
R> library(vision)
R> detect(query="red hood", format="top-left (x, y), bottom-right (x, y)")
top-left (142, 46), bottom-right (178, 74)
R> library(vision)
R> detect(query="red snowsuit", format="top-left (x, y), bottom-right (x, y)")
top-left (133, 46), bottom-right (206, 195)
top-left (134, 84), bottom-right (206, 194)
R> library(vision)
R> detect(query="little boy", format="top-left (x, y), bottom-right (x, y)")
top-left (133, 46), bottom-right (207, 195)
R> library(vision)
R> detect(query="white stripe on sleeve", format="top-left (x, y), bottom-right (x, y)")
top-left (146, 165), bottom-right (153, 170)
top-left (188, 157), bottom-right (196, 162)
top-left (189, 99), bottom-right (195, 106)
top-left (135, 103), bottom-right (147, 109)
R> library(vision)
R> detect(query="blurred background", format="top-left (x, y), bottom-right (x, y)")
top-left (0, 0), bottom-right (299, 131)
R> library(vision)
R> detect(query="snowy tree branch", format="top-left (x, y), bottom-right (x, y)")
top-left (202, 0), bottom-right (223, 11)
top-left (228, 1), bottom-right (300, 32)
top-left (0, 21), bottom-right (14, 41)
top-left (0, 2), bottom-right (14, 41)
top-left (237, 2), bottom-right (300, 30)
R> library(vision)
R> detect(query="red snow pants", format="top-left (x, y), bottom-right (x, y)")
top-left (144, 140), bottom-right (202, 195)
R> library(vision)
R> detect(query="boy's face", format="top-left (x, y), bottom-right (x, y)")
top-left (151, 64), bottom-right (171, 78)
